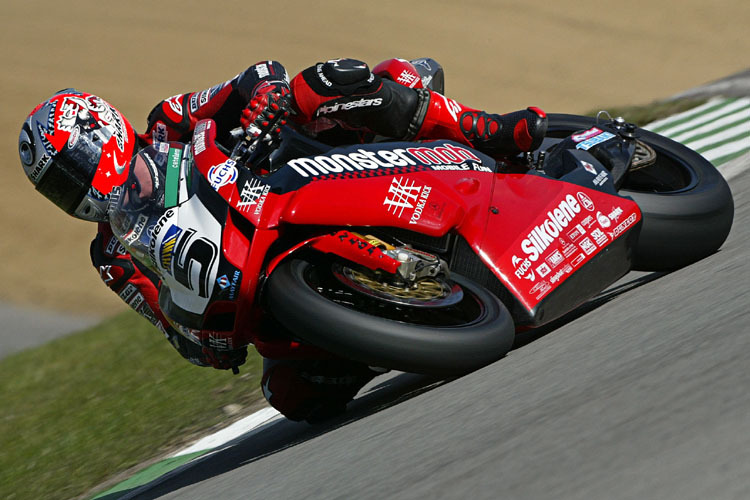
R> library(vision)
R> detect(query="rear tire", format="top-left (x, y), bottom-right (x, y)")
top-left (266, 258), bottom-right (515, 375)
top-left (547, 114), bottom-right (734, 270)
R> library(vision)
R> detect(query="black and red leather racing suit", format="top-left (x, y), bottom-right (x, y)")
top-left (90, 58), bottom-right (547, 421)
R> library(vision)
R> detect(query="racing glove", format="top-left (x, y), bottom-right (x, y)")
top-left (240, 86), bottom-right (292, 141)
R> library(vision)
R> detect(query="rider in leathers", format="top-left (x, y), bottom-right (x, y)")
top-left (19, 58), bottom-right (547, 422)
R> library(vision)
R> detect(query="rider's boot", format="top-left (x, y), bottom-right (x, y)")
top-left (415, 91), bottom-right (548, 157)
top-left (290, 58), bottom-right (547, 156)
top-left (260, 358), bottom-right (380, 423)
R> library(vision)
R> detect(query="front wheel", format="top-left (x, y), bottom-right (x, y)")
top-left (265, 259), bottom-right (515, 375)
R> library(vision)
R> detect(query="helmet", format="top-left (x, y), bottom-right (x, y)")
top-left (18, 89), bottom-right (136, 222)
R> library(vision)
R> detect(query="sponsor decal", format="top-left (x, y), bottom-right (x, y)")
top-left (316, 63), bottom-right (333, 87)
top-left (472, 164), bottom-right (493, 173)
top-left (536, 262), bottom-right (551, 278)
top-left (530, 280), bottom-right (552, 299)
top-left (153, 122), bottom-right (168, 143)
top-left (572, 127), bottom-right (603, 143)
top-left (581, 160), bottom-right (597, 174)
top-left (596, 211), bottom-right (611, 228)
top-left (255, 63), bottom-right (270, 79)
top-left (560, 237), bottom-right (578, 258)
top-left (29, 153), bottom-right (51, 182)
top-left (194, 129), bottom-right (207, 155)
top-left (217, 274), bottom-right (229, 289)
top-left (148, 209), bottom-right (173, 259)
top-left (571, 253), bottom-right (586, 267)
top-left (218, 270), bottom-right (243, 300)
top-left (412, 59), bottom-right (432, 70)
top-left (438, 94), bottom-right (463, 121)
top-left (129, 292), bottom-right (145, 310)
top-left (208, 160), bottom-right (238, 189)
top-left (609, 212), bottom-right (638, 239)
top-left (576, 131), bottom-right (616, 151)
top-left (397, 69), bottom-right (420, 87)
top-left (549, 264), bottom-right (573, 285)
top-left (576, 192), bottom-right (595, 211)
top-left (165, 95), bottom-right (183, 115)
top-left (592, 170), bottom-right (608, 186)
top-left (228, 270), bottom-right (241, 300)
top-left (164, 147), bottom-right (183, 208)
top-left (581, 215), bottom-right (595, 228)
top-left (106, 236), bottom-right (119, 255)
top-left (287, 143), bottom-right (482, 178)
top-left (316, 97), bottom-right (383, 116)
top-left (608, 206), bottom-right (623, 222)
top-left (68, 125), bottom-right (81, 148)
top-left (118, 283), bottom-right (138, 301)
top-left (159, 225), bottom-right (182, 270)
top-left (157, 142), bottom-right (170, 154)
top-left (237, 178), bottom-right (270, 214)
top-left (591, 228), bottom-right (608, 246)
top-left (124, 214), bottom-right (149, 244)
top-left (520, 194), bottom-right (582, 262)
top-left (99, 265), bottom-right (114, 284)
top-left (383, 177), bottom-right (432, 224)
top-left (545, 249), bottom-right (564, 269)
top-left (208, 334), bottom-right (230, 350)
top-left (512, 254), bottom-right (535, 281)
top-left (579, 237), bottom-right (597, 255)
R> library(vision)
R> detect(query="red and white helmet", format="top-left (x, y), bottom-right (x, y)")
top-left (18, 89), bottom-right (135, 222)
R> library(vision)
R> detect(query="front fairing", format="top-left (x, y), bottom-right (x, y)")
top-left (109, 142), bottom-right (231, 329)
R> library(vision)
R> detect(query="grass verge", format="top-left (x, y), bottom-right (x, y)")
top-left (0, 96), bottom-right (709, 500)
top-left (0, 310), bottom-right (263, 500)
top-left (584, 97), bottom-right (708, 126)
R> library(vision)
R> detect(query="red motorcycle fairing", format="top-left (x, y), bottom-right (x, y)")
top-left (192, 118), bottom-right (642, 333)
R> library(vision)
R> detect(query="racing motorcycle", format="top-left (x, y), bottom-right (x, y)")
top-left (109, 99), bottom-right (734, 376)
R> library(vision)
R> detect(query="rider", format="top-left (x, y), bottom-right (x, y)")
top-left (18, 58), bottom-right (547, 422)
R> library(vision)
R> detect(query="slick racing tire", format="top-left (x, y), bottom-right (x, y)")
top-left (546, 114), bottom-right (734, 271)
top-left (266, 258), bottom-right (515, 375)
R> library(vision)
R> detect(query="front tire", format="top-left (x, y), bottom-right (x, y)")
top-left (266, 259), bottom-right (515, 375)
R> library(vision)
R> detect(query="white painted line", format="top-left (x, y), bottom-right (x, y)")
top-left (684, 127), bottom-right (750, 151)
top-left (656, 98), bottom-right (750, 137)
top-left (672, 107), bottom-right (750, 143)
top-left (702, 137), bottom-right (750, 162)
top-left (646, 97), bottom-right (726, 131)
top-left (171, 407), bottom-right (281, 458)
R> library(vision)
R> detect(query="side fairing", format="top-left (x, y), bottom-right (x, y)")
top-left (273, 140), bottom-right (497, 233)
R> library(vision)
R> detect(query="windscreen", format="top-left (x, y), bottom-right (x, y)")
top-left (109, 146), bottom-right (168, 271)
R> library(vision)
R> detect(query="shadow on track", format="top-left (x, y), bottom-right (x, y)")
top-left (111, 271), bottom-right (666, 500)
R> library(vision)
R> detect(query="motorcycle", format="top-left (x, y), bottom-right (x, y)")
top-left (109, 98), bottom-right (734, 376)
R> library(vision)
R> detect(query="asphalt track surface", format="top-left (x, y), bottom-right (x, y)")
top-left (126, 157), bottom-right (749, 500)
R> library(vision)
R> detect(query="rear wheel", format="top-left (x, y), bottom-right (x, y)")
top-left (266, 258), bottom-right (515, 375)
top-left (547, 114), bottom-right (734, 270)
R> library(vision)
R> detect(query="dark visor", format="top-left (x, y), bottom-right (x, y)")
top-left (34, 131), bottom-right (102, 215)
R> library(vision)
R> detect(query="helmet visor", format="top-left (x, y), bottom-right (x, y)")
top-left (34, 129), bottom-right (102, 215)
